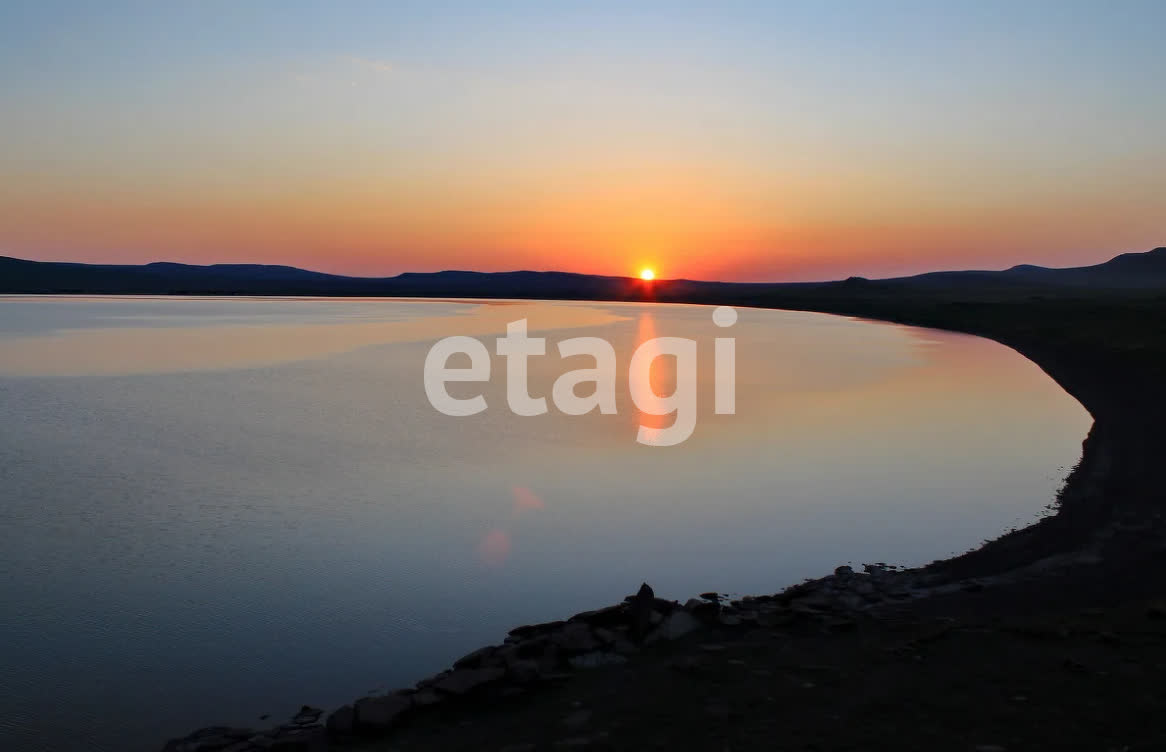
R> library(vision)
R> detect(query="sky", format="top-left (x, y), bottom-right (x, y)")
top-left (1, 1), bottom-right (1164, 282)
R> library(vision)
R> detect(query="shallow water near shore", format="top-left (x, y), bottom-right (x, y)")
top-left (0, 296), bottom-right (1090, 752)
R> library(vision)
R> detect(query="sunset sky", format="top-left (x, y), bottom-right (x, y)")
top-left (2, 1), bottom-right (1163, 282)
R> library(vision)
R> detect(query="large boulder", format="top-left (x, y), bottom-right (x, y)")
top-left (656, 609), bottom-right (700, 640)
top-left (568, 651), bottom-right (629, 669)
top-left (432, 666), bottom-right (505, 696)
top-left (290, 705), bottom-right (323, 726)
top-left (507, 620), bottom-right (565, 641)
top-left (160, 726), bottom-right (255, 752)
top-left (452, 644), bottom-right (498, 670)
top-left (324, 704), bottom-right (354, 736)
top-left (269, 725), bottom-right (326, 751)
top-left (568, 603), bottom-right (629, 628)
top-left (628, 583), bottom-right (656, 642)
top-left (551, 622), bottom-right (600, 653)
top-left (353, 693), bottom-right (410, 731)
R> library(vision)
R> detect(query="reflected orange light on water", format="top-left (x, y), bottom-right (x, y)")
top-left (631, 312), bottom-right (673, 435)
top-left (477, 528), bottom-right (511, 566)
top-left (511, 485), bottom-right (545, 513)
top-left (478, 485), bottom-right (547, 566)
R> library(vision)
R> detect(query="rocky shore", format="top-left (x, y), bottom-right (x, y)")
top-left (162, 564), bottom-right (968, 752)
top-left (163, 293), bottom-right (1166, 752)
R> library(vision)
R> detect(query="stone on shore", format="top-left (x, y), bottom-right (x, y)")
top-left (656, 609), bottom-right (700, 640)
top-left (354, 693), bottom-right (410, 730)
top-left (568, 651), bottom-right (628, 669)
top-left (552, 622), bottom-right (600, 653)
top-left (453, 644), bottom-right (499, 669)
top-left (161, 726), bottom-right (256, 752)
top-left (324, 705), bottom-right (354, 736)
top-left (162, 574), bottom-right (947, 751)
top-left (268, 725), bottom-right (326, 751)
top-left (290, 706), bottom-right (322, 726)
top-left (433, 666), bottom-right (506, 695)
top-left (628, 582), bottom-right (656, 642)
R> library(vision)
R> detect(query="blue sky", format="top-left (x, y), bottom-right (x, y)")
top-left (2, 1), bottom-right (1164, 280)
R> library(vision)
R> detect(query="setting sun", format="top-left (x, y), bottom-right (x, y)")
top-left (640, 268), bottom-right (656, 281)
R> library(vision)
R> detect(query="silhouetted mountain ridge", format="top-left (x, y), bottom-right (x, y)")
top-left (2, 247), bottom-right (1164, 297)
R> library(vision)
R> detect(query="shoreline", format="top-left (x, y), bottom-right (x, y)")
top-left (161, 294), bottom-right (1166, 751)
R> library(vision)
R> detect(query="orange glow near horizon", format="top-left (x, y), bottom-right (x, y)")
top-left (2, 176), bottom-right (1161, 282)
top-left (639, 268), bottom-right (655, 281)
top-left (2, 5), bottom-right (1165, 282)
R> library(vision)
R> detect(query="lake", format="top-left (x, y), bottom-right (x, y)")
top-left (0, 296), bottom-right (1090, 752)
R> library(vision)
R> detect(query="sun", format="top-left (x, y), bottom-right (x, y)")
top-left (639, 268), bottom-right (656, 281)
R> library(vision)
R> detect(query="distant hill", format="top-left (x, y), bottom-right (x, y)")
top-left (2, 247), bottom-right (1164, 298)
top-left (887, 247), bottom-right (1166, 290)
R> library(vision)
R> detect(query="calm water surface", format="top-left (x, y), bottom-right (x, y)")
top-left (0, 296), bottom-right (1090, 752)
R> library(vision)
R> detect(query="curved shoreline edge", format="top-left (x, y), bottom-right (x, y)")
top-left (162, 294), bottom-right (1166, 752)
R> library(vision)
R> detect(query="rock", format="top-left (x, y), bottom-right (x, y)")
top-left (628, 583), bottom-right (655, 642)
top-left (510, 635), bottom-right (553, 659)
top-left (568, 651), bottom-right (628, 669)
top-left (433, 666), bottom-right (506, 695)
top-left (700, 592), bottom-right (719, 601)
top-left (668, 655), bottom-right (707, 674)
top-left (354, 694), bottom-right (410, 730)
top-left (269, 725), bottom-right (326, 752)
top-left (834, 565), bottom-right (854, 576)
top-left (563, 709), bottom-right (592, 729)
top-left (540, 672), bottom-right (575, 682)
top-left (552, 622), bottom-right (600, 653)
top-left (507, 658), bottom-right (544, 683)
top-left (415, 671), bottom-right (446, 690)
top-left (453, 644), bottom-right (498, 669)
top-left (704, 702), bottom-right (732, 721)
top-left (536, 646), bottom-right (563, 673)
top-left (500, 640), bottom-right (560, 675)
top-left (650, 597), bottom-right (679, 613)
top-left (411, 688), bottom-right (443, 706)
top-left (592, 627), bottom-right (619, 644)
top-left (756, 609), bottom-right (795, 627)
top-left (290, 706), bottom-right (322, 726)
top-left (656, 609), bottom-right (700, 640)
top-left (569, 604), bottom-right (628, 628)
top-left (219, 744), bottom-right (253, 752)
top-left (162, 727), bottom-right (256, 752)
top-left (685, 598), bottom-right (721, 623)
top-left (610, 637), bottom-right (639, 656)
top-left (508, 620), bottom-right (566, 640)
top-left (790, 600), bottom-right (827, 615)
top-left (324, 705), bottom-right (354, 736)
top-left (824, 615), bottom-right (857, 631)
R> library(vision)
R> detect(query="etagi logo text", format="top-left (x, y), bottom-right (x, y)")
top-left (423, 306), bottom-right (738, 446)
